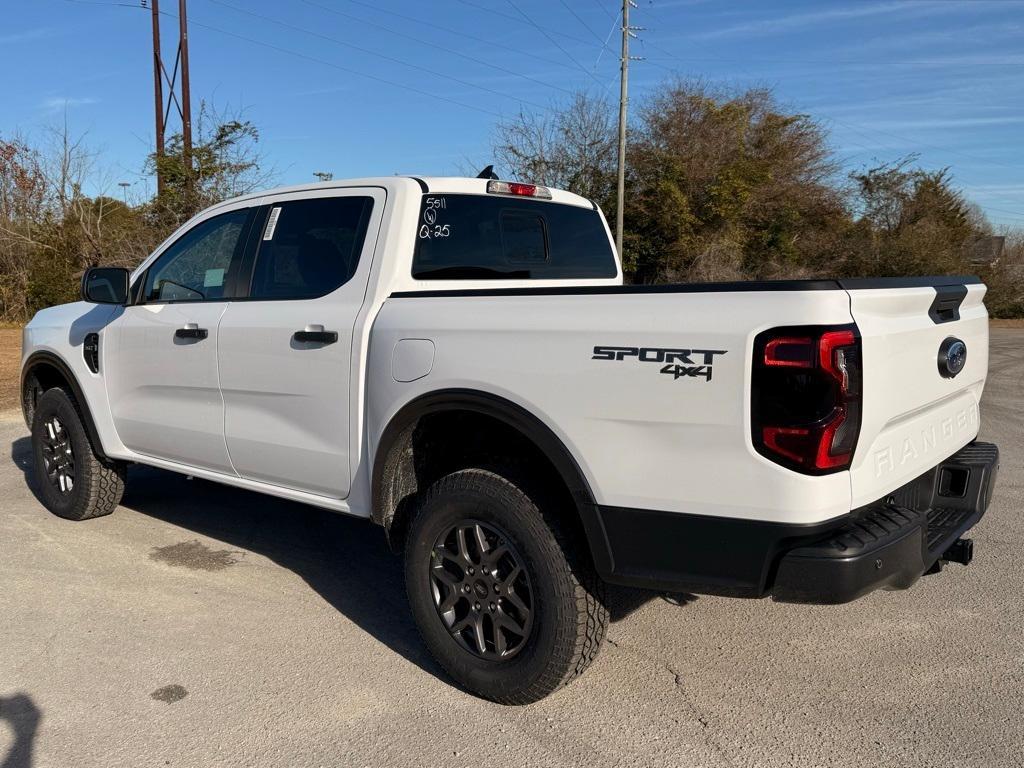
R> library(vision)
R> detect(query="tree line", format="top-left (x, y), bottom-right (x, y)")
top-left (495, 81), bottom-right (1022, 316)
top-left (1, 82), bottom-right (1020, 322)
top-left (0, 104), bottom-right (266, 321)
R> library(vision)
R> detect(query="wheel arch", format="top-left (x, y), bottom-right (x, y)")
top-left (371, 389), bottom-right (612, 574)
top-left (21, 350), bottom-right (108, 459)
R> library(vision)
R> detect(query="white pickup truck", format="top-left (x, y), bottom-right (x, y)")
top-left (21, 175), bottom-right (999, 703)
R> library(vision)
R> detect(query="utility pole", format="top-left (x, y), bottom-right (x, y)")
top-left (148, 0), bottom-right (193, 197)
top-left (616, 0), bottom-right (640, 259)
top-left (150, 0), bottom-right (165, 196)
top-left (178, 0), bottom-right (193, 181)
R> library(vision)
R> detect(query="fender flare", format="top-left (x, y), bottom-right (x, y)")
top-left (371, 388), bottom-right (613, 573)
top-left (21, 350), bottom-right (108, 459)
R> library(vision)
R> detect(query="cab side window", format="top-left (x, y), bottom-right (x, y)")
top-left (249, 196), bottom-right (373, 300)
top-left (143, 209), bottom-right (250, 303)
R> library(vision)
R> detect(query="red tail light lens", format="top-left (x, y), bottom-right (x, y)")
top-left (752, 325), bottom-right (861, 474)
top-left (764, 336), bottom-right (814, 368)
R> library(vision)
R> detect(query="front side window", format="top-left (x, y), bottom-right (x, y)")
top-left (412, 194), bottom-right (617, 280)
top-left (143, 209), bottom-right (250, 302)
top-left (249, 196), bottom-right (373, 300)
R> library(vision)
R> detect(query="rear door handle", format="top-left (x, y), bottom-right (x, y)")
top-left (175, 324), bottom-right (208, 340)
top-left (293, 325), bottom-right (338, 344)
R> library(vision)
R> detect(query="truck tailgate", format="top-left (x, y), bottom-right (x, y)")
top-left (845, 278), bottom-right (989, 507)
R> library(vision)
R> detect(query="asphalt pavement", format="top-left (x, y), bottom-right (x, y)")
top-left (1, 329), bottom-right (1022, 768)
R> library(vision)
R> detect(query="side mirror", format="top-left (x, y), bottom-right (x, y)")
top-left (81, 267), bottom-right (130, 305)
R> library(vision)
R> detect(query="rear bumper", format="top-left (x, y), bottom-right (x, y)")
top-left (587, 441), bottom-right (999, 604)
top-left (772, 441), bottom-right (998, 603)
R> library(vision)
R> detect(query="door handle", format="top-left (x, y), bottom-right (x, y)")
top-left (175, 324), bottom-right (208, 340)
top-left (293, 325), bottom-right (338, 344)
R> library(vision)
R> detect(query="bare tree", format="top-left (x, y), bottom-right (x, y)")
top-left (149, 101), bottom-right (272, 225)
top-left (0, 135), bottom-right (47, 320)
top-left (493, 93), bottom-right (617, 207)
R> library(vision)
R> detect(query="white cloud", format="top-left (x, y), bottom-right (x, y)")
top-left (40, 97), bottom-right (99, 113)
top-left (855, 116), bottom-right (1024, 131)
top-left (0, 28), bottom-right (56, 46)
top-left (695, 1), bottom-right (965, 40)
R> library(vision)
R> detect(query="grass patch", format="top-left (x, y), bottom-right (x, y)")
top-left (1, 327), bottom-right (22, 413)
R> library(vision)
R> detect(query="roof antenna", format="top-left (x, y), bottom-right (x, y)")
top-left (476, 165), bottom-right (499, 180)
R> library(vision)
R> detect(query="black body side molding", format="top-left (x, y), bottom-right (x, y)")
top-left (585, 505), bottom-right (843, 597)
top-left (591, 441), bottom-right (998, 603)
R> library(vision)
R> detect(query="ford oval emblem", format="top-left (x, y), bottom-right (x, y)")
top-left (938, 337), bottom-right (967, 379)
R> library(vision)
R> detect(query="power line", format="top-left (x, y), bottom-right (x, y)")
top-left (457, 0), bottom-right (590, 46)
top-left (53, 0), bottom-right (1024, 223)
top-left (56, 0), bottom-right (509, 118)
top-left (632, 3), bottom-right (1020, 179)
top-left (457, 0), bottom-right (615, 57)
top-left (503, 0), bottom-right (607, 88)
top-left (593, 9), bottom-right (621, 69)
top-left (206, 0), bottom-right (550, 111)
top-left (62, 0), bottom-right (144, 7)
top-left (591, 0), bottom-right (617, 20)
top-left (333, 0), bottom-right (583, 75)
top-left (556, 0), bottom-right (607, 46)
top-left (154, 9), bottom-right (507, 118)
top-left (298, 0), bottom-right (574, 96)
top-left (827, 116), bottom-right (1011, 170)
top-left (974, 204), bottom-right (1024, 218)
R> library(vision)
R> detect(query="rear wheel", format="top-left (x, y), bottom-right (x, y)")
top-left (31, 387), bottom-right (125, 521)
top-left (405, 467), bottom-right (608, 704)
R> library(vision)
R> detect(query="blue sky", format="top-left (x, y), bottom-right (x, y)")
top-left (3, 0), bottom-right (1023, 227)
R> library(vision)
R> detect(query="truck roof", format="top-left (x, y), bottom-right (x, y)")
top-left (208, 176), bottom-right (597, 212)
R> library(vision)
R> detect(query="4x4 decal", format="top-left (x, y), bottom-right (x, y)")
top-left (592, 345), bottom-right (728, 381)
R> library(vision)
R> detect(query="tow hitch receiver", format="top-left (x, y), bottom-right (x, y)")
top-left (927, 538), bottom-right (974, 575)
top-left (943, 538), bottom-right (974, 566)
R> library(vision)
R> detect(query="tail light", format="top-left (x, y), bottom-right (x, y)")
top-left (751, 325), bottom-right (862, 474)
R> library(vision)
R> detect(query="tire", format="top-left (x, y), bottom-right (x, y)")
top-left (30, 387), bottom-right (126, 521)
top-left (404, 467), bottom-right (608, 704)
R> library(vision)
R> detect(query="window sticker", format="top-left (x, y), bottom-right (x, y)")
top-left (419, 196), bottom-right (451, 239)
top-left (263, 206), bottom-right (282, 240)
top-left (203, 268), bottom-right (226, 288)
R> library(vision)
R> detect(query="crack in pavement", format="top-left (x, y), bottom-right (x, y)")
top-left (665, 664), bottom-right (740, 768)
top-left (605, 634), bottom-right (738, 768)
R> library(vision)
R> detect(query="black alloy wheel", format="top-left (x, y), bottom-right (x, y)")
top-left (31, 387), bottom-right (126, 521)
top-left (404, 467), bottom-right (608, 704)
top-left (40, 415), bottom-right (76, 495)
top-left (429, 520), bottom-right (534, 660)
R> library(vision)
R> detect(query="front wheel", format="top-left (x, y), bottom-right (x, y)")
top-left (405, 468), bottom-right (608, 704)
top-left (31, 387), bottom-right (126, 521)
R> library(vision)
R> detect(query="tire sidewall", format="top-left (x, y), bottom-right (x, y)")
top-left (405, 470), bottom-right (575, 699)
top-left (31, 389), bottom-right (93, 519)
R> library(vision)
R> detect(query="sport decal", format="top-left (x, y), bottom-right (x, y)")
top-left (592, 345), bottom-right (728, 381)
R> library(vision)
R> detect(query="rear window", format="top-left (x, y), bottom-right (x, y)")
top-left (412, 194), bottom-right (617, 280)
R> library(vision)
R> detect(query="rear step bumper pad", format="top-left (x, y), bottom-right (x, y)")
top-left (771, 441), bottom-right (999, 604)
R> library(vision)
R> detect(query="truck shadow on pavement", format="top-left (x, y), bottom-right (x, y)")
top-left (0, 693), bottom-right (41, 768)
top-left (11, 437), bottom-right (692, 691)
